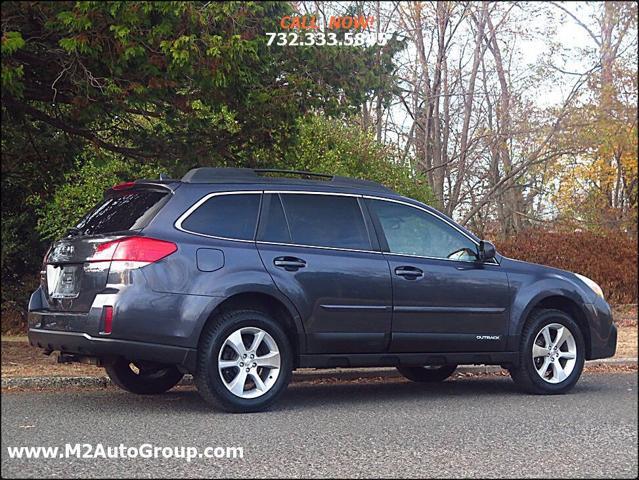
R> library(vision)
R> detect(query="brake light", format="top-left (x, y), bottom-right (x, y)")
top-left (102, 306), bottom-right (113, 335)
top-left (92, 241), bottom-right (120, 262)
top-left (89, 236), bottom-right (177, 266)
top-left (112, 181), bottom-right (136, 190)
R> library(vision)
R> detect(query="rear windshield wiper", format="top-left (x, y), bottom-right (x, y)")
top-left (66, 227), bottom-right (82, 237)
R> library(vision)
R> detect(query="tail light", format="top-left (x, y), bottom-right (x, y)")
top-left (89, 236), bottom-right (177, 269)
top-left (111, 181), bottom-right (136, 191)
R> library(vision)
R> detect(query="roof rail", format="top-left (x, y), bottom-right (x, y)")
top-left (254, 168), bottom-right (332, 179)
top-left (180, 167), bottom-right (394, 193)
top-left (181, 167), bottom-right (258, 182)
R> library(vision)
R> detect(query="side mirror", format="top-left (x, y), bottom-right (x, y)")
top-left (478, 240), bottom-right (496, 262)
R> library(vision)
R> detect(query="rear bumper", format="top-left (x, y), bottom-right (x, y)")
top-left (27, 284), bottom-right (205, 373)
top-left (28, 327), bottom-right (197, 372)
top-left (28, 283), bottom-right (216, 350)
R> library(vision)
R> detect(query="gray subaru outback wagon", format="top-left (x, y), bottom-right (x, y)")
top-left (28, 168), bottom-right (617, 412)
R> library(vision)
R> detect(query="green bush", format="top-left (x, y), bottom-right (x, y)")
top-left (32, 117), bottom-right (434, 243)
top-left (31, 152), bottom-right (167, 241)
top-left (266, 115), bottom-right (435, 205)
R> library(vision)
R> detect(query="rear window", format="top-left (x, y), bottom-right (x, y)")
top-left (75, 190), bottom-right (169, 235)
top-left (278, 194), bottom-right (371, 250)
top-left (181, 193), bottom-right (260, 240)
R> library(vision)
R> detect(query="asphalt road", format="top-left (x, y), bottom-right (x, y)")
top-left (1, 372), bottom-right (637, 478)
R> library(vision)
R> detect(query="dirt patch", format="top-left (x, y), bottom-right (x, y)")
top-left (583, 363), bottom-right (637, 373)
top-left (611, 304), bottom-right (637, 358)
top-left (1, 339), bottom-right (103, 378)
top-left (613, 304), bottom-right (637, 327)
top-left (616, 324), bottom-right (638, 358)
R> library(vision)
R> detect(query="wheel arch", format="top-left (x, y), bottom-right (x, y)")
top-left (194, 287), bottom-right (306, 366)
top-left (514, 294), bottom-right (592, 358)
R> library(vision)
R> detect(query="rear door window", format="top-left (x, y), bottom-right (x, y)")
top-left (75, 190), bottom-right (169, 235)
top-left (181, 193), bottom-right (261, 240)
top-left (278, 194), bottom-right (371, 250)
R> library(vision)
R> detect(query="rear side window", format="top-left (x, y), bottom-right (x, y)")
top-left (181, 193), bottom-right (260, 240)
top-left (76, 190), bottom-right (169, 235)
top-left (278, 194), bottom-right (371, 250)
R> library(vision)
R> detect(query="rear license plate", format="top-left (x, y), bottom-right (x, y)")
top-left (47, 264), bottom-right (80, 299)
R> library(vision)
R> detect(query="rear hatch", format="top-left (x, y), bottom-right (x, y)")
top-left (42, 183), bottom-right (173, 312)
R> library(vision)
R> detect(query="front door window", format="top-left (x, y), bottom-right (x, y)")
top-left (368, 199), bottom-right (478, 262)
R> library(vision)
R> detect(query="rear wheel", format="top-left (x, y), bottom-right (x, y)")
top-left (194, 309), bottom-right (293, 413)
top-left (397, 364), bottom-right (458, 383)
top-left (105, 358), bottom-right (183, 394)
top-left (510, 308), bottom-right (585, 394)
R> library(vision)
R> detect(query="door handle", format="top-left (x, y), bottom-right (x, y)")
top-left (394, 266), bottom-right (423, 279)
top-left (274, 256), bottom-right (306, 271)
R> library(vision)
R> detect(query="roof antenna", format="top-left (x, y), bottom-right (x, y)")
top-left (159, 173), bottom-right (169, 181)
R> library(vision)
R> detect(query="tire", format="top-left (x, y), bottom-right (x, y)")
top-left (510, 308), bottom-right (585, 395)
top-left (105, 358), bottom-right (183, 394)
top-left (397, 364), bottom-right (458, 383)
top-left (194, 309), bottom-right (293, 413)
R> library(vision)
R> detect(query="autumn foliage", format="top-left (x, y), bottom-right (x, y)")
top-left (496, 229), bottom-right (638, 305)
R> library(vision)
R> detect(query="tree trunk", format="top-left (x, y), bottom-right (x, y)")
top-left (448, 2), bottom-right (488, 216)
top-left (485, 13), bottom-right (524, 235)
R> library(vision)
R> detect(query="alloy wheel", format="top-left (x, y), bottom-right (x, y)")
top-left (532, 323), bottom-right (577, 384)
top-left (217, 327), bottom-right (281, 399)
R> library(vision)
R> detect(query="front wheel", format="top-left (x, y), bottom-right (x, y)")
top-left (105, 358), bottom-right (184, 394)
top-left (397, 364), bottom-right (458, 383)
top-left (510, 309), bottom-right (585, 394)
